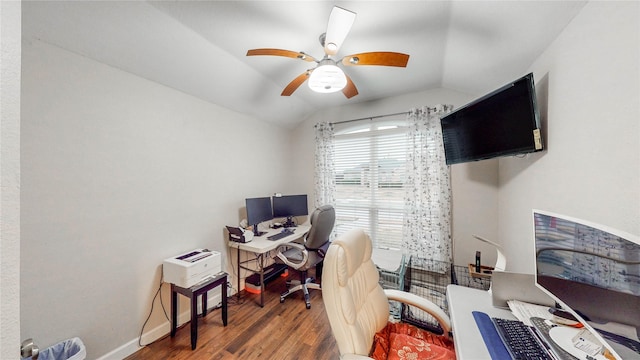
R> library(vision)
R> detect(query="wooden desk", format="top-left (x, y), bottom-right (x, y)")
top-left (228, 224), bottom-right (310, 307)
top-left (170, 272), bottom-right (228, 350)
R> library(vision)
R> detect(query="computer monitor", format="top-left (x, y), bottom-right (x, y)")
top-left (272, 194), bottom-right (308, 228)
top-left (245, 197), bottom-right (273, 236)
top-left (533, 210), bottom-right (640, 359)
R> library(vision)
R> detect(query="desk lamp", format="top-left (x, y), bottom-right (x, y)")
top-left (473, 234), bottom-right (506, 293)
top-left (473, 234), bottom-right (506, 272)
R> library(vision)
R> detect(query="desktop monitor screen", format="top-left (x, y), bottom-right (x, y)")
top-left (533, 210), bottom-right (640, 359)
top-left (272, 194), bottom-right (308, 227)
top-left (245, 197), bottom-right (273, 236)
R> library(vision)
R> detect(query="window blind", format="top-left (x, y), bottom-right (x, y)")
top-left (333, 125), bottom-right (407, 250)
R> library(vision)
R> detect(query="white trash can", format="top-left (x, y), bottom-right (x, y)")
top-left (21, 338), bottom-right (86, 360)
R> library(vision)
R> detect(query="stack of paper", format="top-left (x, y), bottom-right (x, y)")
top-left (507, 299), bottom-right (553, 326)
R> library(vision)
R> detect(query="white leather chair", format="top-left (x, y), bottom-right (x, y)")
top-left (322, 228), bottom-right (453, 359)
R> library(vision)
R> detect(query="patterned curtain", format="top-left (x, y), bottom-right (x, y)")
top-left (402, 105), bottom-right (454, 268)
top-left (313, 122), bottom-right (336, 209)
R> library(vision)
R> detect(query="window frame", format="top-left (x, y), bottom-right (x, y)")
top-left (332, 119), bottom-right (408, 250)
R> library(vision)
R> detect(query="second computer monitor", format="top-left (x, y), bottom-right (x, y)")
top-left (246, 197), bottom-right (273, 236)
top-left (272, 194), bottom-right (308, 228)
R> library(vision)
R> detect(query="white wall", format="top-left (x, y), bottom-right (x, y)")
top-left (20, 40), bottom-right (293, 359)
top-left (498, 1), bottom-right (640, 273)
top-left (290, 88), bottom-right (500, 267)
top-left (18, 2), bottom-right (639, 358)
top-left (1, 1), bottom-right (21, 359)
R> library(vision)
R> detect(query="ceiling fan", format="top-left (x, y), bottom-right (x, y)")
top-left (246, 6), bottom-right (410, 99)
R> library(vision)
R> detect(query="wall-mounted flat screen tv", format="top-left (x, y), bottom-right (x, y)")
top-left (440, 73), bottom-right (543, 165)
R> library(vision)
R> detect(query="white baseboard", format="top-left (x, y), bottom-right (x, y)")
top-left (96, 292), bottom-right (222, 360)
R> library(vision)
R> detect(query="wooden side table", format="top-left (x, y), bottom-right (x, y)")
top-left (170, 272), bottom-right (228, 350)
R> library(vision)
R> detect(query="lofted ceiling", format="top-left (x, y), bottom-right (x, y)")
top-left (22, 1), bottom-right (587, 128)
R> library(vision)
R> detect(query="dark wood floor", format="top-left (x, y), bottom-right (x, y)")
top-left (125, 271), bottom-right (340, 360)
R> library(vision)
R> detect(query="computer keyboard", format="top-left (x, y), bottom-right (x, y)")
top-left (529, 317), bottom-right (576, 360)
top-left (492, 317), bottom-right (553, 360)
top-left (267, 229), bottom-right (294, 241)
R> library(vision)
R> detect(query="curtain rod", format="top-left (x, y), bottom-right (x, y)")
top-left (329, 111), bottom-right (410, 126)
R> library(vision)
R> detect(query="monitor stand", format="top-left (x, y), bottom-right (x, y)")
top-left (283, 216), bottom-right (296, 228)
top-left (252, 225), bottom-right (266, 237)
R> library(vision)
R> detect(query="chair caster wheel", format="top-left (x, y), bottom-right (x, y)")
top-left (280, 297), bottom-right (285, 303)
top-left (306, 303), bottom-right (311, 309)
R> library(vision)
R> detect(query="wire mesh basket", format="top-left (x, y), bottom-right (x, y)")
top-left (401, 257), bottom-right (491, 334)
top-left (372, 249), bottom-right (407, 319)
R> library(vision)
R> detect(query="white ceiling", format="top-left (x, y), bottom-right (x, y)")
top-left (22, 1), bottom-right (587, 128)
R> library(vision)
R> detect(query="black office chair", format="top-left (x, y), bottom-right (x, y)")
top-left (274, 204), bottom-right (335, 309)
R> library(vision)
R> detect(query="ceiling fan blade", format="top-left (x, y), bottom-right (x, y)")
top-left (281, 70), bottom-right (312, 96)
top-left (246, 48), bottom-right (317, 63)
top-left (342, 75), bottom-right (358, 99)
top-left (341, 52), bottom-right (410, 67)
top-left (324, 6), bottom-right (356, 56)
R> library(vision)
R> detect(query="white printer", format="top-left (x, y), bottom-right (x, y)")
top-left (163, 249), bottom-right (222, 288)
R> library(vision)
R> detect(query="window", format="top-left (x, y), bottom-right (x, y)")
top-left (333, 120), bottom-right (407, 250)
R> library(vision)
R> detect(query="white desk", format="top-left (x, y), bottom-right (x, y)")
top-left (446, 285), bottom-right (516, 359)
top-left (228, 224), bottom-right (310, 307)
top-left (447, 285), bottom-right (640, 360)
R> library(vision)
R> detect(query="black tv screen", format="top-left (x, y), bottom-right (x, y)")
top-left (440, 73), bottom-right (543, 165)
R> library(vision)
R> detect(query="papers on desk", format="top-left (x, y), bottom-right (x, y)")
top-left (507, 300), bottom-right (552, 326)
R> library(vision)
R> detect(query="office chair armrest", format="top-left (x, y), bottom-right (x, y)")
top-left (275, 242), bottom-right (309, 270)
top-left (383, 289), bottom-right (452, 335)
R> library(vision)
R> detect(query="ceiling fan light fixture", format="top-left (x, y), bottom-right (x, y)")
top-left (246, 6), bottom-right (407, 99)
top-left (308, 64), bottom-right (347, 93)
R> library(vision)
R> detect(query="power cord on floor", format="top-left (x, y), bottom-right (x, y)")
top-left (226, 279), bottom-right (245, 306)
top-left (137, 268), bottom-right (171, 347)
